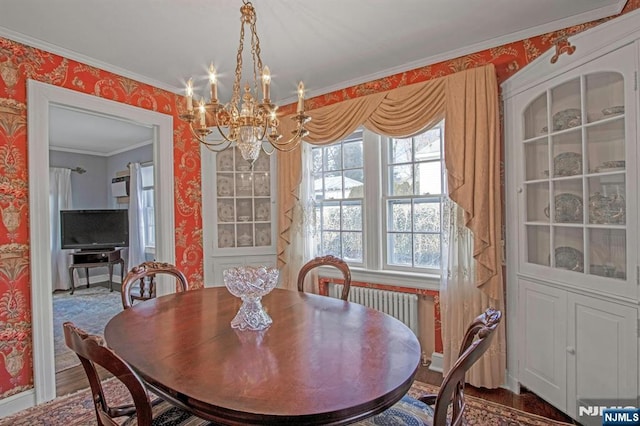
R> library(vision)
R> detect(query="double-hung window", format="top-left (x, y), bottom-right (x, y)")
top-left (309, 122), bottom-right (445, 285)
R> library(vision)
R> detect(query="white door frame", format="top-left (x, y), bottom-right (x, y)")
top-left (26, 80), bottom-right (175, 405)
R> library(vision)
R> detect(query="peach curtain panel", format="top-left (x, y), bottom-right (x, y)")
top-left (444, 65), bottom-right (503, 300)
top-left (278, 63), bottom-right (502, 296)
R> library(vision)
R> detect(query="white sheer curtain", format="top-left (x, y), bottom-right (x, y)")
top-left (440, 199), bottom-right (505, 388)
top-left (127, 162), bottom-right (145, 270)
top-left (50, 167), bottom-right (73, 291)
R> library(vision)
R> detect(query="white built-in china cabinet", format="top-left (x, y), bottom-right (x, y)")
top-left (201, 146), bottom-right (278, 285)
top-left (503, 10), bottom-right (640, 423)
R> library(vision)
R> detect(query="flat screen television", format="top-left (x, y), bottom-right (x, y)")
top-left (60, 209), bottom-right (129, 250)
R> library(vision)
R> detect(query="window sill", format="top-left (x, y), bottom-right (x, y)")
top-left (317, 265), bottom-right (441, 292)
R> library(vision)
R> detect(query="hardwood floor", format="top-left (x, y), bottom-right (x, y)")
top-left (415, 366), bottom-right (577, 424)
top-left (57, 362), bottom-right (576, 424)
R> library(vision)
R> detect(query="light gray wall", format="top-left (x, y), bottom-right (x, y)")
top-left (49, 151), bottom-right (108, 209)
top-left (49, 144), bottom-right (153, 210)
top-left (107, 144), bottom-right (153, 208)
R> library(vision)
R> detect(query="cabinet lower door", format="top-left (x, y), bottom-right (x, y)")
top-left (567, 293), bottom-right (638, 421)
top-left (518, 279), bottom-right (567, 410)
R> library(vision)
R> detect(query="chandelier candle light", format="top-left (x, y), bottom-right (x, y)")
top-left (180, 0), bottom-right (310, 164)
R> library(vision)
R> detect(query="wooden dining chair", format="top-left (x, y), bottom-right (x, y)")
top-left (355, 308), bottom-right (502, 426)
top-left (297, 255), bottom-right (352, 300)
top-left (63, 322), bottom-right (212, 426)
top-left (121, 261), bottom-right (189, 309)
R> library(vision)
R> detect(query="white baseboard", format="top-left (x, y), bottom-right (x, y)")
top-left (0, 388), bottom-right (35, 418)
top-left (504, 370), bottom-right (521, 394)
top-left (429, 352), bottom-right (443, 373)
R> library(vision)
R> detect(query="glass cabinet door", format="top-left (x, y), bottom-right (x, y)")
top-left (521, 69), bottom-right (628, 283)
top-left (215, 147), bottom-right (275, 251)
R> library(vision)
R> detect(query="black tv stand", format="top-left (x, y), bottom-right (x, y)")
top-left (68, 248), bottom-right (124, 294)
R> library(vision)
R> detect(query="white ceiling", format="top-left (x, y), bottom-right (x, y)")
top-left (0, 0), bottom-right (626, 155)
top-left (48, 105), bottom-right (154, 156)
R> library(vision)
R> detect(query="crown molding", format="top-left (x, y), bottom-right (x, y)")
top-left (501, 7), bottom-right (640, 99)
top-left (0, 26), bottom-right (182, 95)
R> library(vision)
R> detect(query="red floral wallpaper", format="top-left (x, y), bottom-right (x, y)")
top-left (0, 40), bottom-right (204, 398)
top-left (0, 0), bottom-right (638, 400)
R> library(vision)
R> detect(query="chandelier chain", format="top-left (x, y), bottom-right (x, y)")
top-left (251, 18), bottom-right (263, 100)
top-left (233, 17), bottom-right (246, 108)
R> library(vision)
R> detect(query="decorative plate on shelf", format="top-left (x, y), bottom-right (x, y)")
top-left (589, 192), bottom-right (625, 225)
top-left (255, 203), bottom-right (270, 221)
top-left (217, 203), bottom-right (234, 222)
top-left (554, 246), bottom-right (584, 272)
top-left (544, 193), bottom-right (583, 223)
top-left (602, 105), bottom-right (624, 116)
top-left (237, 233), bottom-right (253, 247)
top-left (217, 175), bottom-right (233, 196)
top-left (218, 228), bottom-right (235, 248)
top-left (553, 152), bottom-right (582, 177)
top-left (552, 108), bottom-right (581, 131)
top-left (593, 160), bottom-right (625, 173)
top-left (256, 227), bottom-right (271, 246)
top-left (216, 150), bottom-right (234, 171)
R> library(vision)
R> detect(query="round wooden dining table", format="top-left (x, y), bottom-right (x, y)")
top-left (104, 287), bottom-right (421, 425)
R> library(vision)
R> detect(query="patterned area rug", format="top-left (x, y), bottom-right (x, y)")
top-left (53, 285), bottom-right (122, 372)
top-left (0, 379), bottom-right (572, 425)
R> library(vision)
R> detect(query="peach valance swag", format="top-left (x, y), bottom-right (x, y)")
top-left (277, 64), bottom-right (502, 299)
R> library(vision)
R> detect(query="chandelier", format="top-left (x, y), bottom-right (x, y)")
top-left (179, 0), bottom-right (310, 164)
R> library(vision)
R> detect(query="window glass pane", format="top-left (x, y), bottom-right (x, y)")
top-left (325, 145), bottom-right (342, 171)
top-left (322, 204), bottom-right (341, 230)
top-left (388, 233), bottom-right (412, 266)
top-left (342, 232), bottom-right (363, 263)
top-left (414, 234), bottom-right (440, 268)
top-left (313, 172), bottom-right (323, 201)
top-left (388, 200), bottom-right (411, 232)
top-left (343, 140), bottom-right (363, 169)
top-left (143, 188), bottom-right (155, 247)
top-left (344, 169), bottom-right (364, 199)
top-left (415, 161), bottom-right (441, 195)
top-left (322, 172), bottom-right (343, 200)
top-left (312, 149), bottom-right (323, 174)
top-left (390, 138), bottom-right (412, 164)
top-left (389, 164), bottom-right (413, 195)
top-left (141, 165), bottom-right (154, 188)
top-left (342, 203), bottom-right (362, 231)
top-left (414, 200), bottom-right (440, 232)
top-left (322, 231), bottom-right (341, 257)
top-left (415, 128), bottom-right (442, 160)
top-left (314, 205), bottom-right (321, 234)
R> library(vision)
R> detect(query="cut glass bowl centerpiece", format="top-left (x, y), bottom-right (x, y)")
top-left (223, 266), bottom-right (279, 331)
